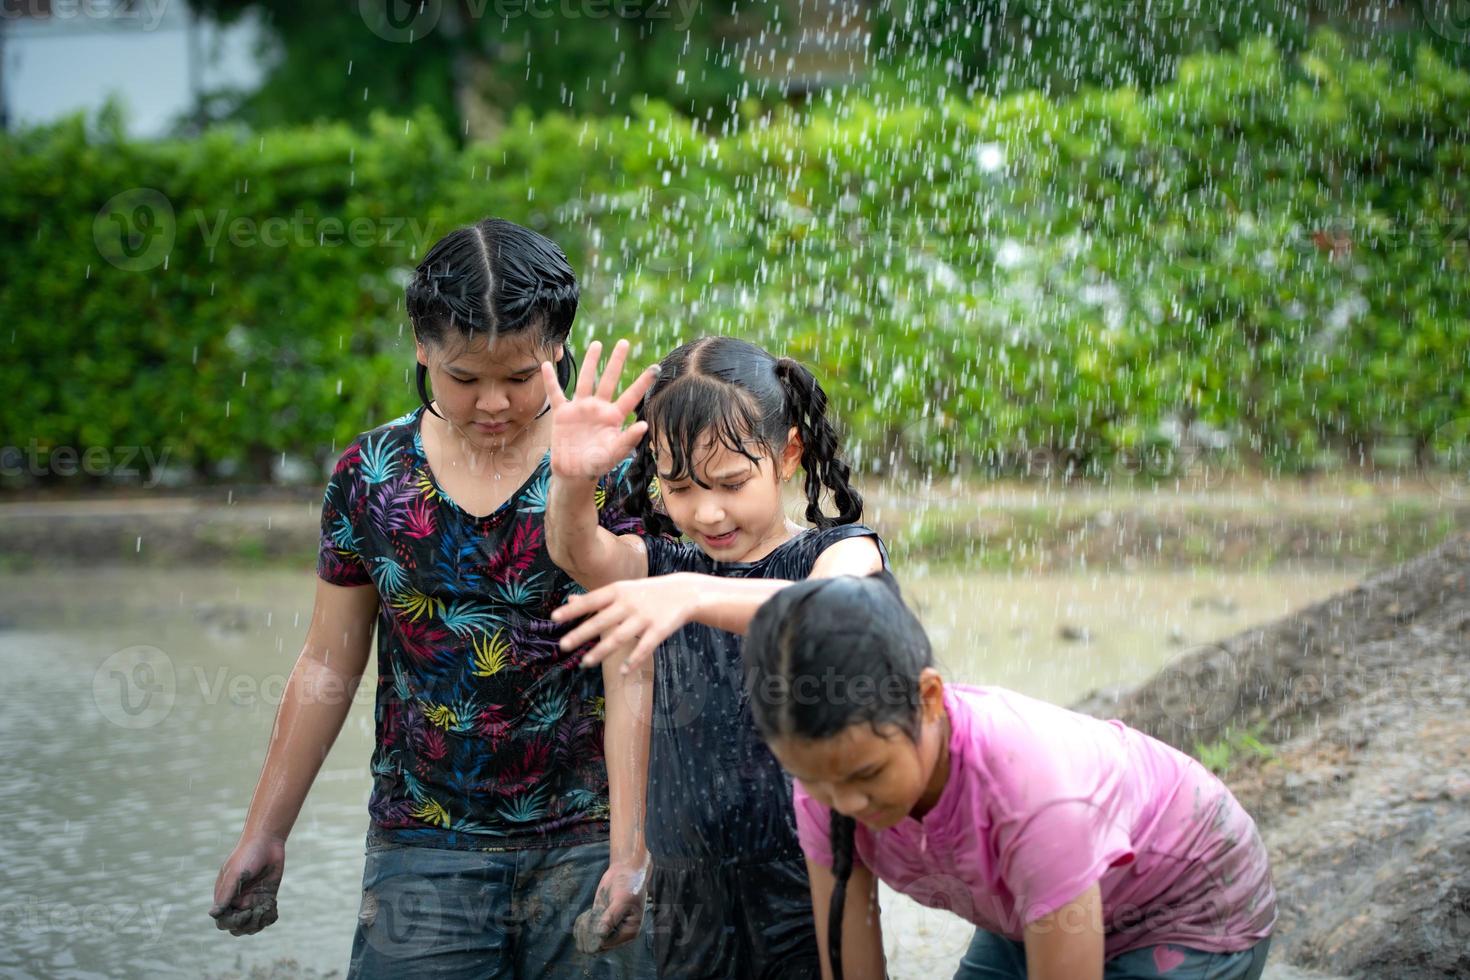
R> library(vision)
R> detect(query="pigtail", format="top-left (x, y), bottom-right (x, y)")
top-left (828, 811), bottom-right (857, 980)
top-left (775, 357), bottom-right (863, 529)
top-left (415, 362), bottom-right (446, 420)
top-left (556, 344), bottom-right (578, 393)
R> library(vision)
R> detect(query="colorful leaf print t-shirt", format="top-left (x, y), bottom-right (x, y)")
top-left (316, 405), bottom-right (644, 851)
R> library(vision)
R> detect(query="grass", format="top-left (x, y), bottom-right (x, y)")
top-left (1194, 724), bottom-right (1279, 777)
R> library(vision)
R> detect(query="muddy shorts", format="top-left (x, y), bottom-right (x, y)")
top-left (954, 929), bottom-right (1272, 980)
top-left (347, 835), bottom-right (656, 980)
top-left (647, 854), bottom-right (820, 980)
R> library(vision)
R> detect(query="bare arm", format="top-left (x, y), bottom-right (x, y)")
top-left (210, 577), bottom-right (378, 934)
top-left (578, 654), bottom-right (655, 950)
top-left (602, 656), bottom-right (652, 866)
top-left (542, 339), bottom-right (658, 590)
top-left (689, 534), bottom-right (886, 634)
top-left (1022, 882), bottom-right (1105, 980)
top-left (546, 472), bottom-right (649, 590)
top-left (557, 534), bottom-right (886, 668)
top-left (807, 856), bottom-right (887, 980)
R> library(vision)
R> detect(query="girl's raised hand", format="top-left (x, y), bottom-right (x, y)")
top-left (542, 339), bottom-right (659, 482)
top-left (553, 573), bottom-right (703, 674)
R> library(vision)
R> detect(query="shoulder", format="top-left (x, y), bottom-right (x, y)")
top-left (794, 522), bottom-right (889, 577)
top-left (809, 523), bottom-right (887, 574)
top-left (957, 687), bottom-right (1128, 814)
top-left (329, 408), bottom-right (421, 474)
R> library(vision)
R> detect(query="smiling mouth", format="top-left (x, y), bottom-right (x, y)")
top-left (702, 529), bottom-right (739, 546)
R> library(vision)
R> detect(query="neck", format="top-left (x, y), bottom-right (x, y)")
top-left (429, 403), bottom-right (549, 474)
top-left (909, 709), bottom-right (951, 821)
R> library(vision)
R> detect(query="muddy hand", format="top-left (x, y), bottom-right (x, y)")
top-left (574, 862), bottom-right (646, 952)
top-left (210, 835), bottom-right (285, 936)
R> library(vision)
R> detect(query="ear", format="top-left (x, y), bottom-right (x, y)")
top-left (780, 425), bottom-right (804, 481)
top-left (917, 667), bottom-right (946, 725)
top-left (552, 343), bottom-right (565, 364)
top-left (415, 340), bottom-right (429, 368)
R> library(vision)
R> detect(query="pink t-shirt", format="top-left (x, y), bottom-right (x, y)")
top-left (794, 685), bottom-right (1276, 959)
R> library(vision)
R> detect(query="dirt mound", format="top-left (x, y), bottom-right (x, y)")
top-left (1075, 534), bottom-right (1470, 979)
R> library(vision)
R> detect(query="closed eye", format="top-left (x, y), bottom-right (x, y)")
top-left (723, 481), bottom-right (748, 491)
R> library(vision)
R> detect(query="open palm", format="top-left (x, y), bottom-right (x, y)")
top-left (542, 339), bottom-right (659, 481)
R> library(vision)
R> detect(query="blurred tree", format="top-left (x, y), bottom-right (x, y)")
top-left (190, 0), bottom-right (753, 137)
top-left (189, 1), bottom-right (464, 132)
top-left (189, 0), bottom-right (1468, 137)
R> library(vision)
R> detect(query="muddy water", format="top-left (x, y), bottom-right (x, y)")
top-left (0, 566), bottom-right (1355, 979)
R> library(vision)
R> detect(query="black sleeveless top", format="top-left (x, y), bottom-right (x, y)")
top-left (642, 524), bottom-right (890, 863)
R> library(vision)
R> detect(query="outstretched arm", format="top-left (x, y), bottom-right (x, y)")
top-left (554, 534), bottom-right (885, 670)
top-left (543, 339), bottom-right (659, 591)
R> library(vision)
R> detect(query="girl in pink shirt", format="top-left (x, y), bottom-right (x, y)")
top-left (744, 572), bottom-right (1275, 980)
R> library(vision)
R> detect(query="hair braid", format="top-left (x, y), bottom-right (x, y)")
top-left (828, 811), bottom-right (857, 980)
top-left (774, 357), bottom-right (863, 528)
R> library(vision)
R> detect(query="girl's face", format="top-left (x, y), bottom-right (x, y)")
top-left (768, 669), bottom-right (949, 831)
top-left (653, 429), bottom-right (802, 563)
top-left (417, 331), bottom-right (563, 454)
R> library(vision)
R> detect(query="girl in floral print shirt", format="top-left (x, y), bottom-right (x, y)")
top-left (210, 219), bottom-right (656, 980)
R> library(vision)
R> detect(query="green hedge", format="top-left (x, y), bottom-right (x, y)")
top-left (3, 31), bottom-right (1468, 484)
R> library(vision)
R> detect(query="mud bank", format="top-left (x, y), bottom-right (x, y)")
top-left (1076, 534), bottom-right (1470, 979)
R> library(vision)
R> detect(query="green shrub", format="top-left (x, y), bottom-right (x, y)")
top-left (2, 31), bottom-right (1467, 484)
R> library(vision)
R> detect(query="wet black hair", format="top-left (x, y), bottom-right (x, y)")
top-left (406, 217), bottom-right (579, 419)
top-left (744, 571), bottom-right (933, 980)
top-left (619, 336), bottom-right (862, 538)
